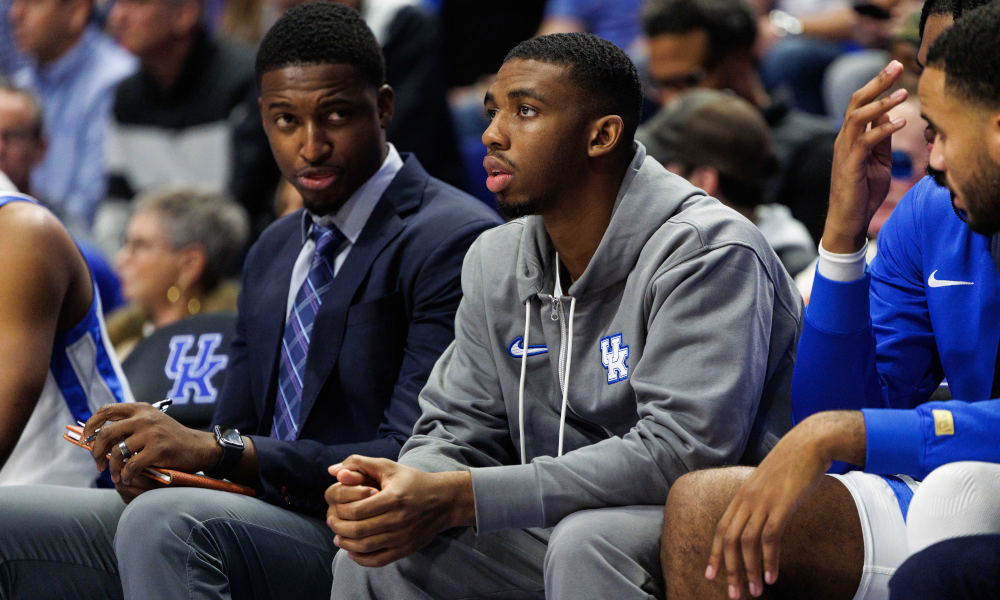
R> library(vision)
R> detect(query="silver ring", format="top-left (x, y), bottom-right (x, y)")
top-left (118, 441), bottom-right (133, 462)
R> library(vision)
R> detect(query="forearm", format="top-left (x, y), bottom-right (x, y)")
top-left (805, 410), bottom-right (867, 467)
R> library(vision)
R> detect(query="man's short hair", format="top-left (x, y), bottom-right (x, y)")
top-left (926, 1), bottom-right (1000, 110)
top-left (255, 2), bottom-right (385, 88)
top-left (0, 78), bottom-right (43, 139)
top-left (636, 89), bottom-right (778, 207)
top-left (642, 0), bottom-right (758, 61)
top-left (918, 0), bottom-right (994, 40)
top-left (503, 33), bottom-right (643, 143)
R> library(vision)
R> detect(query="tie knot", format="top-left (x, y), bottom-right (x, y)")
top-left (311, 223), bottom-right (343, 256)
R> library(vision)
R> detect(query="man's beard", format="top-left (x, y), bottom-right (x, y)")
top-left (496, 194), bottom-right (543, 219)
top-left (930, 152), bottom-right (1000, 236)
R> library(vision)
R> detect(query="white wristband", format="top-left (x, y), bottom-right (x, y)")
top-left (817, 238), bottom-right (868, 282)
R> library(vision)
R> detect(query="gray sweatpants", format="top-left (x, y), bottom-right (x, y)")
top-left (0, 485), bottom-right (337, 600)
top-left (330, 505), bottom-right (665, 600)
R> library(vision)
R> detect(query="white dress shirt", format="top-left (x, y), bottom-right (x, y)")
top-left (286, 144), bottom-right (405, 318)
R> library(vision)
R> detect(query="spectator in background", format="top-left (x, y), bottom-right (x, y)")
top-left (267, 0), bottom-right (464, 189)
top-left (637, 89), bottom-right (816, 276)
top-left (96, 0), bottom-right (279, 255)
top-left (0, 80), bottom-right (123, 312)
top-left (643, 0), bottom-right (837, 243)
top-left (9, 0), bottom-right (136, 231)
top-left (537, 0), bottom-right (646, 54)
top-left (106, 187), bottom-right (248, 360)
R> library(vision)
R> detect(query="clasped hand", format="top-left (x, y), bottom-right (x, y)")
top-left (324, 456), bottom-right (475, 567)
top-left (82, 403), bottom-right (220, 502)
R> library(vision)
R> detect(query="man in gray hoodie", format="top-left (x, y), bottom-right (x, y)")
top-left (325, 33), bottom-right (802, 600)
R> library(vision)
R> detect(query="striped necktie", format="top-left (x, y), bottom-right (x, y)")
top-left (271, 223), bottom-right (345, 441)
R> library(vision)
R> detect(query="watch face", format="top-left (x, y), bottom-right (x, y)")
top-left (219, 428), bottom-right (244, 449)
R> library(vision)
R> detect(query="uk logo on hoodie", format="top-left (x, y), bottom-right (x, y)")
top-left (600, 334), bottom-right (629, 384)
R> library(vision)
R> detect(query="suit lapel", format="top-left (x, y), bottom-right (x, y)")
top-left (296, 155), bottom-right (427, 433)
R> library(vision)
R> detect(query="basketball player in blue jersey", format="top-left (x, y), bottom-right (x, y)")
top-left (0, 194), bottom-right (132, 487)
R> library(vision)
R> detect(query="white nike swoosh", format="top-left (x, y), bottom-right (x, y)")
top-left (508, 337), bottom-right (548, 357)
top-left (927, 270), bottom-right (974, 288)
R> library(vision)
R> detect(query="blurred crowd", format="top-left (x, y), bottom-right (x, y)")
top-left (0, 0), bottom-right (931, 337)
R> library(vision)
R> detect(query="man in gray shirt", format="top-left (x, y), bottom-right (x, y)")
top-left (326, 32), bottom-right (803, 600)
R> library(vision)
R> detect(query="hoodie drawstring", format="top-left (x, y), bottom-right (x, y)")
top-left (556, 296), bottom-right (576, 457)
top-left (518, 300), bottom-right (531, 465)
top-left (517, 260), bottom-right (577, 463)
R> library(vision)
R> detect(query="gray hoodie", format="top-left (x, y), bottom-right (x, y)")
top-left (400, 144), bottom-right (803, 534)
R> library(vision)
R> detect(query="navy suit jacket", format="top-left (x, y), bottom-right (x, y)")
top-left (212, 154), bottom-right (501, 515)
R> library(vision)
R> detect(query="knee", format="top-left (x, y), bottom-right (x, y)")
top-left (115, 489), bottom-right (208, 561)
top-left (907, 462), bottom-right (1000, 553)
top-left (889, 537), bottom-right (974, 600)
top-left (545, 510), bottom-right (605, 572)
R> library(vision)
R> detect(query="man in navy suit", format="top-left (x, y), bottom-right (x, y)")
top-left (0, 4), bottom-right (500, 600)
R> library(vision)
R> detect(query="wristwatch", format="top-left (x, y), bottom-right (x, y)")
top-left (205, 426), bottom-right (244, 480)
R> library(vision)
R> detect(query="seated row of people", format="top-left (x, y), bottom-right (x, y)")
top-left (0, 1), bottom-right (996, 599)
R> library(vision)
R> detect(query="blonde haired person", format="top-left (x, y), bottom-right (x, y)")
top-left (106, 188), bottom-right (249, 359)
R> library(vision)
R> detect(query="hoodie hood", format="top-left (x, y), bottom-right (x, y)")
top-left (515, 142), bottom-right (705, 302)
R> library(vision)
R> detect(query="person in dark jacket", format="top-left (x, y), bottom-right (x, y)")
top-left (0, 5), bottom-right (500, 599)
top-left (94, 0), bottom-right (280, 251)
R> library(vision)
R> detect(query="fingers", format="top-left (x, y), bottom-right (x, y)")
top-left (340, 455), bottom-right (395, 483)
top-left (330, 467), bottom-right (376, 488)
top-left (334, 528), bottom-right (406, 555)
top-left (324, 482), bottom-right (378, 507)
top-left (91, 418), bottom-right (137, 472)
top-left (115, 473), bottom-right (163, 503)
top-left (707, 492), bottom-right (741, 582)
top-left (761, 515), bottom-right (785, 587)
top-left (329, 508), bottom-right (405, 540)
top-left (740, 513), bottom-right (766, 597)
top-left (107, 433), bottom-right (146, 485)
top-left (723, 506), bottom-right (753, 599)
top-left (844, 88), bottom-right (908, 140)
top-left (83, 403), bottom-right (143, 440)
top-left (858, 113), bottom-right (906, 154)
top-left (844, 60), bottom-right (903, 118)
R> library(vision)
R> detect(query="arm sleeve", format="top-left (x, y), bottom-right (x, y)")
top-left (397, 236), bottom-right (519, 476)
top-left (64, 91), bottom-right (114, 227)
top-left (791, 188), bottom-right (943, 425)
top-left (210, 254), bottom-right (262, 434)
top-left (864, 398), bottom-right (1000, 479)
top-left (407, 243), bottom-right (785, 534)
top-left (249, 219), bottom-right (496, 516)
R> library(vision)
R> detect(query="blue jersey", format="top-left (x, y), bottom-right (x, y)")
top-left (792, 176), bottom-right (1000, 480)
top-left (0, 193), bottom-right (133, 487)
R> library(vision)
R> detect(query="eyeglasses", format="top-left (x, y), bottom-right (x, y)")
top-left (650, 67), bottom-right (708, 94)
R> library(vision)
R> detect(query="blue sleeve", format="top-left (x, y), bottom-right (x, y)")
top-left (791, 182), bottom-right (948, 473)
top-left (864, 399), bottom-right (1000, 479)
top-left (791, 268), bottom-right (881, 425)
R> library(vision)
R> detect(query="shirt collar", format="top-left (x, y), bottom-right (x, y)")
top-left (300, 143), bottom-right (405, 244)
top-left (34, 27), bottom-right (98, 87)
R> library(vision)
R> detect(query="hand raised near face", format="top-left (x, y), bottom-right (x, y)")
top-left (324, 455), bottom-right (475, 567)
top-left (825, 60), bottom-right (909, 254)
top-left (83, 403), bottom-right (220, 491)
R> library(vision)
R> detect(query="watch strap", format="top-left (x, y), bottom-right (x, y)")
top-left (205, 427), bottom-right (243, 480)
